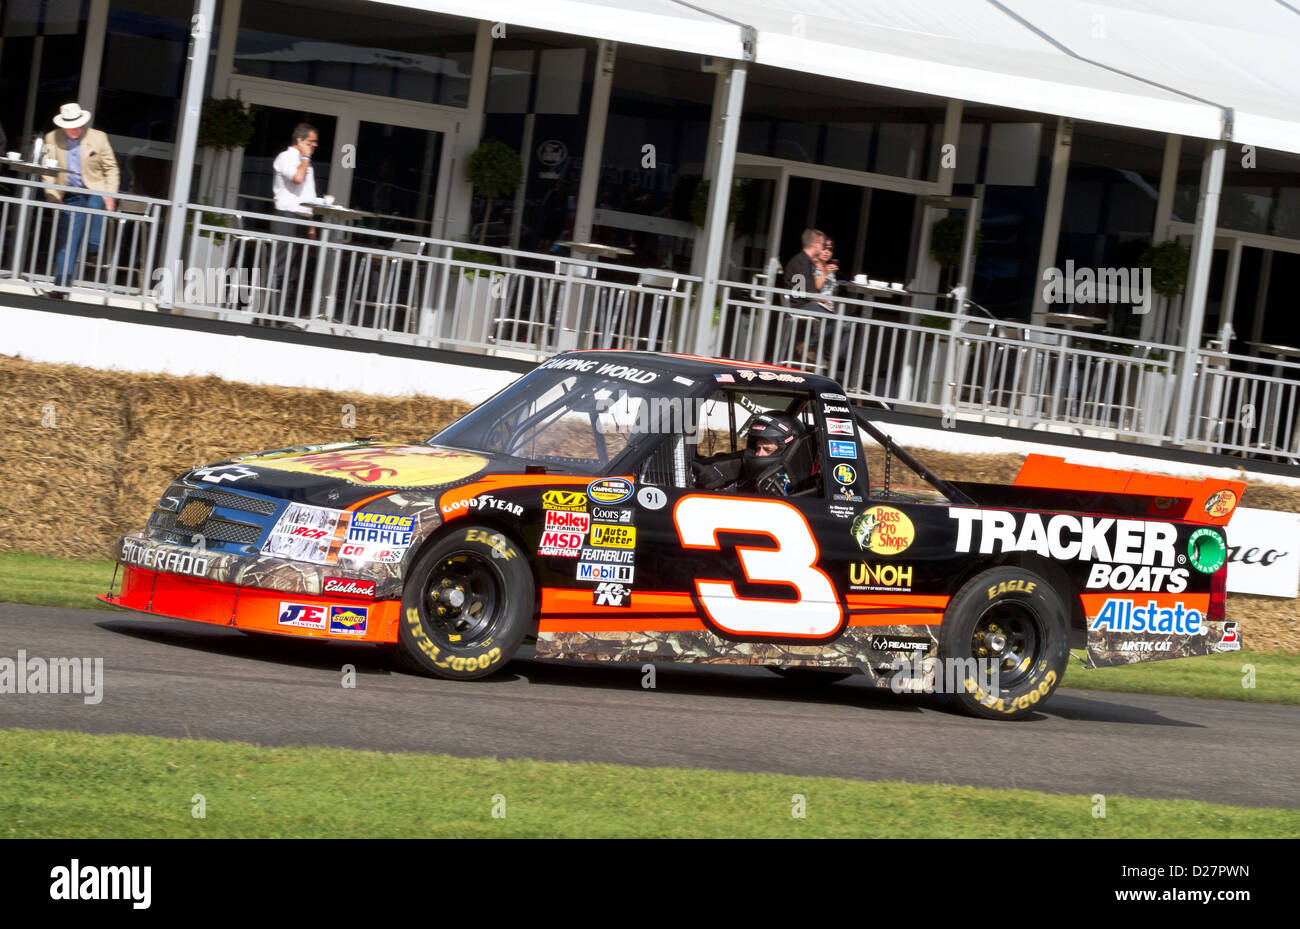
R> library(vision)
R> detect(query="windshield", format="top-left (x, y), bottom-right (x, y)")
top-left (430, 367), bottom-right (683, 474)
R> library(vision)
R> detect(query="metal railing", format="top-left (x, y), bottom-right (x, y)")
top-left (0, 175), bottom-right (166, 301)
top-left (177, 204), bottom-right (699, 359)
top-left (1185, 349), bottom-right (1300, 460)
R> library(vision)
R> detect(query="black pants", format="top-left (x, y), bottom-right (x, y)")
top-left (268, 210), bottom-right (312, 316)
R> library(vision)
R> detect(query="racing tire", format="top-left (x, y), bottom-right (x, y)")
top-left (397, 524), bottom-right (533, 680)
top-left (768, 667), bottom-right (854, 685)
top-left (940, 566), bottom-right (1069, 720)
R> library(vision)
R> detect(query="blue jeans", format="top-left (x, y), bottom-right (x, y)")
top-left (54, 192), bottom-right (105, 287)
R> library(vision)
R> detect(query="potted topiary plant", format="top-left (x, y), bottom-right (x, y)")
top-left (466, 140), bottom-right (522, 247)
top-left (689, 177), bottom-right (744, 228)
top-left (1138, 240), bottom-right (1191, 299)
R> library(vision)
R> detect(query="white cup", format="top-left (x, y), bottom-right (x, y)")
top-left (323, 194), bottom-right (335, 205)
top-left (853, 273), bottom-right (866, 284)
top-left (5, 152), bottom-right (21, 161)
top-left (43, 158), bottom-right (58, 168)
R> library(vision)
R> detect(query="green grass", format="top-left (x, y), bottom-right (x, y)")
top-left (1066, 649), bottom-right (1300, 705)
top-left (2, 728), bottom-right (1296, 838)
top-left (2, 551), bottom-right (1297, 705)
top-left (0, 552), bottom-right (117, 611)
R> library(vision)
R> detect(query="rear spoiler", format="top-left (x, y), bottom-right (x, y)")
top-left (1013, 454), bottom-right (1245, 526)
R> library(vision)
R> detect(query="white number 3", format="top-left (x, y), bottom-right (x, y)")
top-left (674, 496), bottom-right (843, 639)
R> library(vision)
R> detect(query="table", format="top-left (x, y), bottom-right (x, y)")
top-left (0, 157), bottom-right (69, 280)
top-left (555, 241), bottom-right (634, 263)
top-left (1246, 341), bottom-right (1300, 363)
top-left (305, 200), bottom-right (373, 321)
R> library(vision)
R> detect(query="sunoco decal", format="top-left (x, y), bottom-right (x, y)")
top-left (278, 602), bottom-right (327, 629)
top-left (329, 605), bottom-right (369, 635)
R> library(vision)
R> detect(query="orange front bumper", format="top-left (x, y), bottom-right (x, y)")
top-left (99, 564), bottom-right (400, 643)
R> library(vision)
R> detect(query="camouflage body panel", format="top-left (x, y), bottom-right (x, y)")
top-left (1086, 621), bottom-right (1241, 668)
top-left (536, 624), bottom-right (940, 689)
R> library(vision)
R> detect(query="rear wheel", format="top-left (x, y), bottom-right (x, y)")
top-left (940, 566), bottom-right (1069, 719)
top-left (397, 525), bottom-right (533, 679)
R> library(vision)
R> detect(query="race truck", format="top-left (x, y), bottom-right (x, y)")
top-left (101, 350), bottom-right (1243, 719)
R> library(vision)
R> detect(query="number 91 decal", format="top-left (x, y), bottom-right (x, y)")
top-left (674, 495), bottom-right (844, 639)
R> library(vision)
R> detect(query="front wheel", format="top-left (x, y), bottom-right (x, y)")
top-left (397, 525), bottom-right (534, 680)
top-left (940, 566), bottom-right (1070, 720)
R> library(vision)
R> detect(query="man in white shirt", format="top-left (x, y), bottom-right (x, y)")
top-left (268, 123), bottom-right (319, 315)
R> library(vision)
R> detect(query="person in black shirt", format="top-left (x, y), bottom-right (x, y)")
top-left (783, 227), bottom-right (825, 305)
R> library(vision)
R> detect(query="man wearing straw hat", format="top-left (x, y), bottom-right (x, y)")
top-left (41, 103), bottom-right (119, 296)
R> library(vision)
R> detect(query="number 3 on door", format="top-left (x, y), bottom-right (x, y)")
top-left (674, 495), bottom-right (843, 638)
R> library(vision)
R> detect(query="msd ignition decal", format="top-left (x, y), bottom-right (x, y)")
top-left (1187, 527), bottom-right (1226, 573)
top-left (439, 494), bottom-right (523, 518)
top-left (590, 524), bottom-right (636, 548)
top-left (576, 562), bottom-right (634, 583)
top-left (590, 505), bottom-right (633, 524)
top-left (851, 506), bottom-right (915, 556)
top-left (587, 478), bottom-right (634, 504)
top-left (323, 578), bottom-right (376, 598)
top-left (825, 418), bottom-right (854, 436)
top-left (949, 509), bottom-right (1178, 566)
top-left (264, 502), bottom-right (347, 564)
top-left (121, 539), bottom-right (209, 577)
top-left (278, 602), bottom-right (327, 629)
top-left (538, 529), bottom-right (584, 558)
top-left (828, 441), bottom-right (857, 459)
top-left (1087, 563), bottom-right (1188, 593)
top-left (329, 605), bottom-right (369, 635)
top-left (1090, 599), bottom-right (1205, 635)
top-left (594, 583), bottom-right (630, 607)
top-left (543, 490), bottom-right (587, 512)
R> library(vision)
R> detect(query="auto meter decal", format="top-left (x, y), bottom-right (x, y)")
top-left (587, 478), bottom-right (633, 504)
top-left (590, 524), bottom-right (636, 548)
top-left (1187, 527), bottom-right (1226, 573)
top-left (239, 445), bottom-right (487, 487)
top-left (850, 506), bottom-right (914, 556)
top-left (1204, 489), bottom-right (1237, 518)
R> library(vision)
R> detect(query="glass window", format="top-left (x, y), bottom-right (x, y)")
top-left (0, 0), bottom-right (89, 145)
top-left (234, 0), bottom-right (474, 106)
top-left (739, 64), bottom-right (947, 181)
top-left (1174, 144), bottom-right (1300, 242)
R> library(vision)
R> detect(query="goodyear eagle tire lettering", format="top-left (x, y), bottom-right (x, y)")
top-left (940, 566), bottom-right (1069, 720)
top-left (397, 525), bottom-right (532, 680)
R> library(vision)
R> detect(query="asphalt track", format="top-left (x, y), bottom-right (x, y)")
top-left (2, 602), bottom-right (1297, 809)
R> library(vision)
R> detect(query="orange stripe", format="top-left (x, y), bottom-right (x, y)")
top-left (846, 594), bottom-right (950, 609)
top-left (345, 491), bottom-right (397, 512)
top-left (848, 612), bottom-right (943, 627)
top-left (538, 616), bottom-right (707, 632)
top-left (541, 587), bottom-right (697, 614)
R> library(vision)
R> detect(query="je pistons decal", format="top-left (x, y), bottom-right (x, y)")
top-left (851, 506), bottom-right (915, 556)
top-left (587, 478), bottom-right (634, 504)
top-left (542, 490), bottom-right (587, 511)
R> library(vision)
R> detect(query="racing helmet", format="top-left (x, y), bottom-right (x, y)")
top-left (739, 411), bottom-right (814, 490)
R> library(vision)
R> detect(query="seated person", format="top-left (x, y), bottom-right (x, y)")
top-left (694, 412), bottom-right (818, 495)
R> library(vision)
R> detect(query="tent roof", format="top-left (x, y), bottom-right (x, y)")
top-left (386, 0), bottom-right (1300, 153)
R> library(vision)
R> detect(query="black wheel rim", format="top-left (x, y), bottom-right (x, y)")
top-left (971, 600), bottom-right (1045, 689)
top-left (422, 550), bottom-right (504, 646)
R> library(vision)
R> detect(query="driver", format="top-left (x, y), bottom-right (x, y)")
top-left (695, 412), bottom-right (815, 495)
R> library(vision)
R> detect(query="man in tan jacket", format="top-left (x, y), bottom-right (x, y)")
top-left (42, 103), bottom-right (119, 295)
